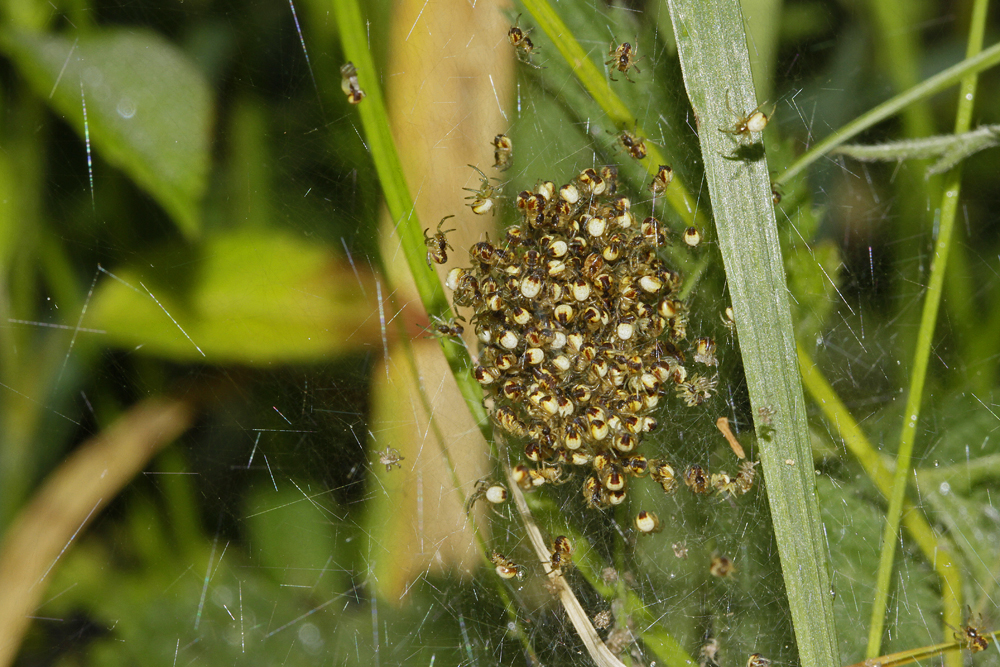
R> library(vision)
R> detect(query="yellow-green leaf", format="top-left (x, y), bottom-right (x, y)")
top-left (87, 230), bottom-right (381, 363)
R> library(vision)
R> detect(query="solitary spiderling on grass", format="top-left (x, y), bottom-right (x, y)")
top-left (719, 91), bottom-right (774, 141)
top-left (339, 62), bottom-right (365, 104)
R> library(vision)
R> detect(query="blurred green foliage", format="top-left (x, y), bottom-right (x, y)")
top-left (6, 29), bottom-right (212, 238)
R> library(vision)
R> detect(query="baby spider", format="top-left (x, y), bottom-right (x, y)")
top-left (430, 315), bottom-right (465, 339)
top-left (508, 14), bottom-right (542, 68)
top-left (423, 215), bottom-right (455, 266)
top-left (549, 535), bottom-right (573, 574)
top-left (720, 305), bottom-right (736, 332)
top-left (490, 550), bottom-right (524, 580)
top-left (492, 134), bottom-right (513, 172)
top-left (770, 181), bottom-right (783, 204)
top-left (683, 226), bottom-right (702, 247)
top-left (340, 62), bottom-right (366, 104)
top-left (617, 128), bottom-right (647, 160)
top-left (463, 164), bottom-right (501, 215)
top-left (634, 510), bottom-right (662, 534)
top-left (709, 553), bottom-right (735, 578)
top-left (953, 610), bottom-right (990, 653)
top-left (649, 164), bottom-right (673, 195)
top-left (719, 90), bottom-right (774, 141)
top-left (465, 478), bottom-right (508, 512)
top-left (606, 41), bottom-right (643, 82)
top-left (375, 446), bottom-right (404, 472)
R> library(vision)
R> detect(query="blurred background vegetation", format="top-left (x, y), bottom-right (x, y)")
top-left (0, 0), bottom-right (999, 665)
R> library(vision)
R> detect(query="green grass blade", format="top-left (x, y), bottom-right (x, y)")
top-left (741, 0), bottom-right (783, 102)
top-left (777, 39), bottom-right (1000, 185)
top-left (330, 0), bottom-right (488, 434)
top-left (865, 0), bottom-right (989, 660)
top-left (664, 3), bottom-right (838, 667)
top-left (519, 0), bottom-right (709, 233)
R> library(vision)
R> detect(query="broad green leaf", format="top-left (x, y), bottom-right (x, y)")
top-left (86, 229), bottom-right (381, 363)
top-left (2, 29), bottom-right (212, 238)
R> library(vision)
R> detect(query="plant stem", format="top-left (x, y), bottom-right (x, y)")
top-left (334, 3), bottom-right (551, 656)
top-left (865, 0), bottom-right (989, 659)
top-left (776, 40), bottom-right (1000, 185)
top-left (330, 0), bottom-right (489, 436)
top-left (845, 637), bottom-right (983, 667)
top-left (664, 3), bottom-right (838, 667)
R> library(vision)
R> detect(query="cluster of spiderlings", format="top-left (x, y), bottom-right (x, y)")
top-left (445, 166), bottom-right (722, 509)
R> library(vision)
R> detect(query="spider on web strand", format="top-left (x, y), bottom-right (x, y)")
top-left (605, 41), bottom-right (643, 83)
top-left (423, 215), bottom-right (455, 266)
top-left (463, 164), bottom-right (501, 216)
top-left (375, 446), bottom-right (403, 472)
top-left (508, 14), bottom-right (543, 69)
top-left (718, 90), bottom-right (774, 141)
